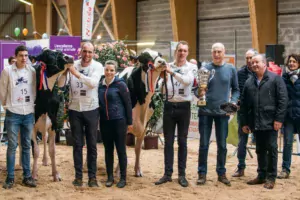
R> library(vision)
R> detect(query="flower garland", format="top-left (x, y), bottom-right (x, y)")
top-left (94, 41), bottom-right (131, 68)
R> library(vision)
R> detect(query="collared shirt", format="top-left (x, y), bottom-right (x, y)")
top-left (0, 63), bottom-right (36, 115)
top-left (163, 61), bottom-right (196, 102)
top-left (102, 77), bottom-right (115, 86)
top-left (68, 59), bottom-right (103, 112)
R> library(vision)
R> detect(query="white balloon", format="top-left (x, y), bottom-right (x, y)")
top-left (42, 33), bottom-right (48, 39)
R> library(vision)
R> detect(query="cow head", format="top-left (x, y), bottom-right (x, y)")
top-left (35, 49), bottom-right (73, 77)
top-left (138, 48), bottom-right (166, 72)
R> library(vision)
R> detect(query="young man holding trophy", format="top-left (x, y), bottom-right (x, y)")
top-left (196, 43), bottom-right (239, 186)
top-left (155, 41), bottom-right (196, 187)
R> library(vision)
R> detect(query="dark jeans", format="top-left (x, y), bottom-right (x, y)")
top-left (100, 119), bottom-right (127, 179)
top-left (163, 101), bottom-right (191, 177)
top-left (6, 110), bottom-right (34, 179)
top-left (255, 130), bottom-right (278, 181)
top-left (69, 109), bottom-right (99, 179)
top-left (237, 123), bottom-right (249, 170)
top-left (282, 118), bottom-right (300, 173)
top-left (198, 115), bottom-right (229, 176)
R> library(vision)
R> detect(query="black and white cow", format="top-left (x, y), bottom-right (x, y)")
top-left (119, 48), bottom-right (166, 177)
top-left (31, 49), bottom-right (72, 181)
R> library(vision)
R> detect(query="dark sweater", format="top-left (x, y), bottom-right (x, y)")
top-left (198, 62), bottom-right (239, 116)
top-left (237, 65), bottom-right (253, 99)
top-left (98, 77), bottom-right (132, 125)
top-left (282, 73), bottom-right (300, 120)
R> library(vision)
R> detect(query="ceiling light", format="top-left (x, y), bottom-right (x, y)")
top-left (18, 0), bottom-right (33, 6)
top-left (136, 42), bottom-right (155, 46)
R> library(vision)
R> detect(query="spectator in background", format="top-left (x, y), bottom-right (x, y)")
top-left (8, 56), bottom-right (16, 65)
top-left (278, 54), bottom-right (300, 179)
top-left (232, 48), bottom-right (257, 178)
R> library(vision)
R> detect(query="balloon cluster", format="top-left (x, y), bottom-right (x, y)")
top-left (14, 27), bottom-right (28, 37)
top-left (14, 27), bottom-right (49, 39)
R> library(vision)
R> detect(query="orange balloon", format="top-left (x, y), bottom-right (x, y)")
top-left (22, 28), bottom-right (28, 36)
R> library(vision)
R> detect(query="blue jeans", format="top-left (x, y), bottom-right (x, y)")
top-left (6, 110), bottom-right (34, 179)
top-left (282, 118), bottom-right (300, 173)
top-left (198, 115), bottom-right (229, 175)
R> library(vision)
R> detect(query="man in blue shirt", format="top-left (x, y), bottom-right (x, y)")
top-left (197, 43), bottom-right (239, 186)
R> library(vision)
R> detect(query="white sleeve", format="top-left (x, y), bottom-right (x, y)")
top-left (172, 69), bottom-right (194, 86)
top-left (0, 68), bottom-right (9, 105)
top-left (78, 63), bottom-right (102, 89)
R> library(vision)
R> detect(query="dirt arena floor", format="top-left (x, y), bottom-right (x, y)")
top-left (0, 137), bottom-right (300, 200)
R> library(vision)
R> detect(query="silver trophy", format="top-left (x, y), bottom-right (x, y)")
top-left (197, 67), bottom-right (212, 106)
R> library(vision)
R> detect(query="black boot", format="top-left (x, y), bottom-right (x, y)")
top-left (155, 175), bottom-right (172, 185)
top-left (105, 175), bottom-right (114, 187)
top-left (116, 179), bottom-right (126, 188)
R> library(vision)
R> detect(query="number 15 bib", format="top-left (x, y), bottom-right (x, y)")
top-left (12, 76), bottom-right (33, 105)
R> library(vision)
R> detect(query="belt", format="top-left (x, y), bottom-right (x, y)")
top-left (165, 101), bottom-right (190, 108)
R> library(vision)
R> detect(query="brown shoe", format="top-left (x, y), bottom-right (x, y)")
top-left (277, 170), bottom-right (289, 179)
top-left (218, 174), bottom-right (231, 186)
top-left (232, 169), bottom-right (244, 177)
top-left (247, 177), bottom-right (266, 185)
top-left (264, 180), bottom-right (275, 189)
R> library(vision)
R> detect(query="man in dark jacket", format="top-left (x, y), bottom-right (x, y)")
top-left (232, 49), bottom-right (257, 177)
top-left (240, 54), bottom-right (288, 189)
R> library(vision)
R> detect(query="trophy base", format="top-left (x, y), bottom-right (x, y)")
top-left (197, 100), bottom-right (206, 107)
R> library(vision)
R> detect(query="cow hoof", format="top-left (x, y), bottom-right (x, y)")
top-left (135, 171), bottom-right (143, 177)
top-left (42, 159), bottom-right (49, 166)
top-left (53, 175), bottom-right (62, 182)
top-left (32, 175), bottom-right (38, 181)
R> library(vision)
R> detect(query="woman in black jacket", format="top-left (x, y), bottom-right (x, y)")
top-left (98, 60), bottom-right (133, 188)
top-left (279, 54), bottom-right (300, 179)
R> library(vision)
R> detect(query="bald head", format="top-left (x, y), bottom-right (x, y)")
top-left (80, 42), bottom-right (95, 67)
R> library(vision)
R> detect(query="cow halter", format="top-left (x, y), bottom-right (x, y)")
top-left (145, 55), bottom-right (162, 93)
top-left (145, 61), bottom-right (155, 93)
top-left (39, 61), bottom-right (49, 90)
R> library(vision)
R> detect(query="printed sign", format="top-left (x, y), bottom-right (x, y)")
top-left (50, 36), bottom-right (81, 59)
top-left (82, 0), bottom-right (96, 40)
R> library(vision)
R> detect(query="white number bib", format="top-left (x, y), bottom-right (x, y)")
top-left (167, 76), bottom-right (190, 97)
top-left (12, 76), bottom-right (33, 105)
top-left (71, 76), bottom-right (91, 98)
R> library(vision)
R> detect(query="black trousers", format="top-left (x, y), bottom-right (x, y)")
top-left (254, 130), bottom-right (278, 181)
top-left (163, 101), bottom-right (191, 177)
top-left (69, 109), bottom-right (99, 179)
top-left (100, 119), bottom-right (127, 179)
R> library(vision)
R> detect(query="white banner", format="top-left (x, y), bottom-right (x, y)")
top-left (82, 0), bottom-right (96, 40)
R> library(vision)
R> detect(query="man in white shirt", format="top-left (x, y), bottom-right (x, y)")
top-left (155, 41), bottom-right (196, 187)
top-left (0, 45), bottom-right (36, 189)
top-left (67, 42), bottom-right (103, 187)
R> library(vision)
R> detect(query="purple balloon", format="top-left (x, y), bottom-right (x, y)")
top-left (33, 45), bottom-right (42, 56)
